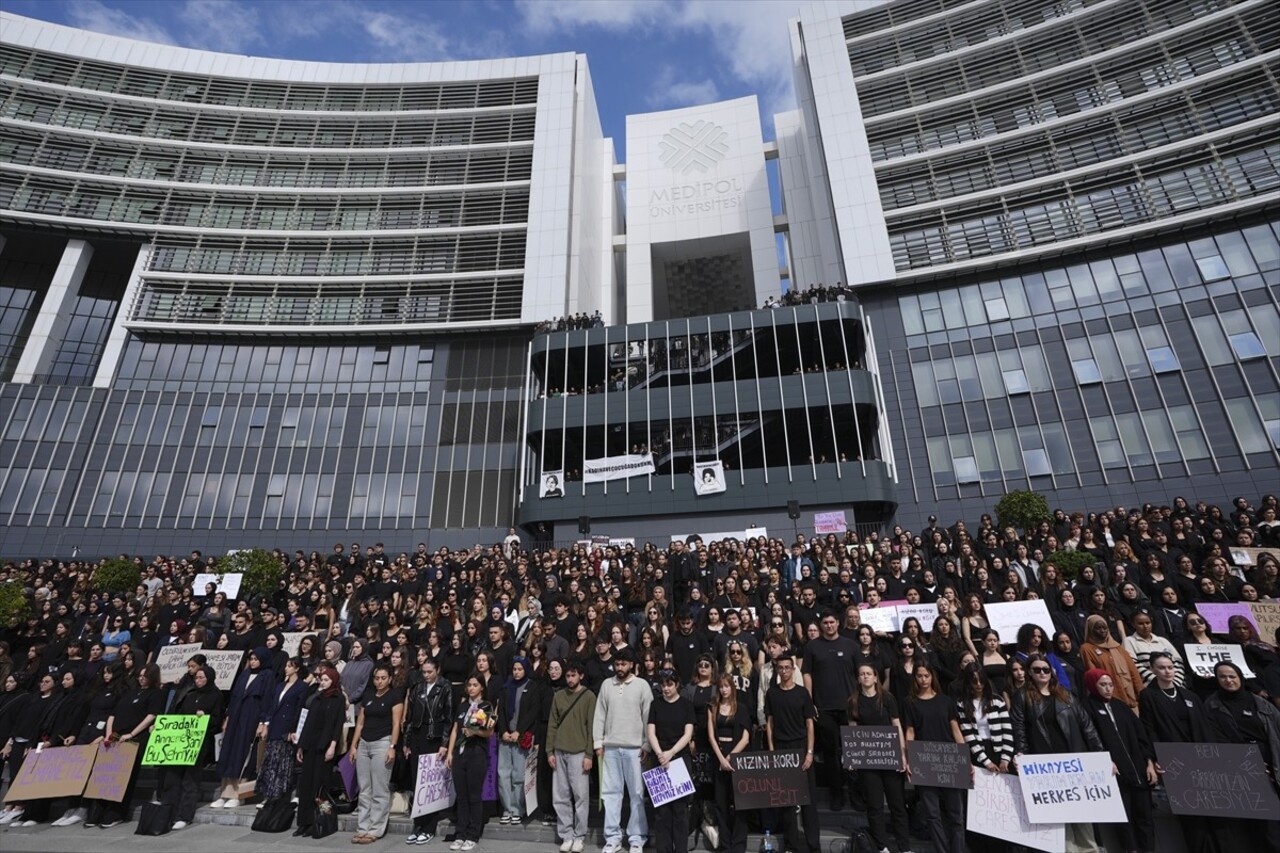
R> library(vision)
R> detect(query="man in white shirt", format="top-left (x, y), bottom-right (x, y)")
top-left (592, 648), bottom-right (652, 853)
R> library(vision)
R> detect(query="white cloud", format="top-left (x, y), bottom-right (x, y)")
top-left (647, 66), bottom-right (719, 109)
top-left (515, 0), bottom-right (670, 34)
top-left (176, 0), bottom-right (264, 52)
top-left (64, 0), bottom-right (176, 45)
top-left (361, 10), bottom-right (452, 60)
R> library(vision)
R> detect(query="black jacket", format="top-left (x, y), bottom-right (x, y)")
top-left (1086, 696), bottom-right (1154, 787)
top-left (1010, 690), bottom-right (1105, 756)
top-left (405, 679), bottom-right (453, 749)
top-left (298, 689), bottom-right (345, 753)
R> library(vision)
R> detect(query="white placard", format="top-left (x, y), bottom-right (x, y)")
top-left (213, 731), bottom-right (223, 762)
top-left (813, 511), bottom-right (847, 534)
top-left (279, 632), bottom-right (306, 658)
top-left (643, 757), bottom-right (695, 807)
top-left (670, 527), bottom-right (767, 545)
top-left (539, 471), bottom-right (565, 498)
top-left (693, 461), bottom-right (727, 495)
top-left (412, 753), bottom-right (456, 817)
top-left (154, 643), bottom-right (204, 684)
top-left (969, 769), bottom-right (1064, 852)
top-left (523, 745), bottom-right (539, 813)
top-left (895, 603), bottom-right (942, 630)
top-left (1017, 752), bottom-right (1127, 824)
top-left (1184, 643), bottom-right (1256, 679)
top-left (203, 649), bottom-right (247, 690)
top-left (293, 708), bottom-right (308, 741)
top-left (984, 600), bottom-right (1055, 644)
top-left (192, 572), bottom-right (242, 599)
top-left (858, 604), bottom-right (899, 633)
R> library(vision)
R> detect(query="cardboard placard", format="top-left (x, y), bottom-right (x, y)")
top-left (83, 740), bottom-right (139, 802)
top-left (985, 600), bottom-right (1056, 645)
top-left (3, 744), bottom-right (97, 800)
top-left (1155, 742), bottom-right (1280, 820)
top-left (841, 725), bottom-right (902, 771)
top-left (203, 649), bottom-right (247, 689)
top-left (857, 605), bottom-right (899, 633)
top-left (523, 745), bottom-right (539, 814)
top-left (1194, 603), bottom-right (1257, 634)
top-left (1017, 752), bottom-right (1127, 824)
top-left (154, 643), bottom-right (203, 684)
top-left (813, 511), bottom-right (847, 535)
top-left (192, 572), bottom-right (242, 599)
top-left (907, 740), bottom-right (972, 789)
top-left (729, 749), bottom-right (811, 809)
top-left (1184, 644), bottom-right (1255, 679)
top-left (967, 768), bottom-right (1065, 853)
top-left (142, 715), bottom-right (211, 766)
top-left (643, 757), bottom-right (695, 807)
top-left (412, 753), bottom-right (455, 817)
top-left (1248, 602), bottom-right (1280, 646)
top-left (279, 632), bottom-right (306, 657)
top-left (895, 603), bottom-right (943, 630)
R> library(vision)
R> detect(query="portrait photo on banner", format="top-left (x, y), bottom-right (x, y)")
top-left (693, 460), bottom-right (726, 495)
top-left (540, 471), bottom-right (564, 498)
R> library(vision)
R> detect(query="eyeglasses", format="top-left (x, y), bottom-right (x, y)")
top-left (1030, 667), bottom-right (1052, 674)
top-left (698, 662), bottom-right (712, 668)
top-left (730, 650), bottom-right (743, 656)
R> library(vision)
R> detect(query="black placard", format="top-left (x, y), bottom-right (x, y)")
top-left (841, 725), bottom-right (903, 771)
top-left (729, 749), bottom-right (811, 810)
top-left (1155, 742), bottom-right (1280, 821)
top-left (907, 740), bottom-right (973, 789)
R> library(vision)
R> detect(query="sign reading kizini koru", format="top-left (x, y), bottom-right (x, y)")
top-left (729, 750), bottom-right (810, 810)
top-left (1017, 752), bottom-right (1127, 824)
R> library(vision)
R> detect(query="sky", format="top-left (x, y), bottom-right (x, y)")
top-left (1, 0), bottom-right (869, 158)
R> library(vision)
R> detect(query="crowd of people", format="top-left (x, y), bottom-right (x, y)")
top-left (536, 313), bottom-right (606, 334)
top-left (1, 493), bottom-right (1279, 853)
top-left (763, 283), bottom-right (857, 308)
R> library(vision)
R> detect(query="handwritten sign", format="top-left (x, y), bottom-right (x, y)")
top-left (813, 511), bottom-right (847, 535)
top-left (1017, 752), bottom-right (1126, 824)
top-left (4, 744), bottom-right (97, 800)
top-left (1248, 603), bottom-right (1280, 646)
top-left (524, 745), bottom-right (539, 814)
top-left (857, 605), bottom-right (899, 633)
top-left (907, 740), bottom-right (972, 789)
top-left (896, 603), bottom-right (942, 630)
top-left (193, 572), bottom-right (242, 599)
top-left (643, 757), bottom-right (695, 807)
top-left (985, 600), bottom-right (1055, 644)
top-left (154, 643), bottom-right (203, 684)
top-left (1155, 742), bottom-right (1280, 820)
top-left (968, 769), bottom-right (1064, 853)
top-left (279, 632), bottom-right (306, 657)
top-left (1194, 603), bottom-right (1256, 634)
top-left (729, 749), bottom-right (810, 809)
top-left (83, 740), bottom-right (139, 802)
top-left (841, 725), bottom-right (902, 771)
top-left (412, 753), bottom-right (456, 817)
top-left (203, 649), bottom-right (247, 689)
top-left (142, 715), bottom-right (211, 766)
top-left (1184, 644), bottom-right (1255, 679)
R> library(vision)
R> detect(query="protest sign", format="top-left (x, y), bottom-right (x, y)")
top-left (643, 757), bottom-right (695, 807)
top-left (193, 572), bottom-right (242, 599)
top-left (83, 740), bottom-right (139, 802)
top-left (412, 754), bottom-right (456, 817)
top-left (896, 603), bottom-right (942, 630)
top-left (3, 744), bottom-right (97, 800)
top-left (1195, 603), bottom-right (1256, 634)
top-left (279, 632), bottom-right (306, 657)
top-left (907, 740), bottom-right (972, 789)
top-left (154, 642), bottom-right (203, 684)
top-left (857, 605), bottom-right (899, 633)
top-left (813, 511), bottom-right (847, 535)
top-left (524, 745), bottom-right (539, 813)
top-left (729, 750), bottom-right (810, 809)
top-left (1184, 644), bottom-right (1255, 679)
top-left (203, 649), bottom-right (247, 689)
top-left (985, 600), bottom-right (1055, 644)
top-left (1248, 602), bottom-right (1280, 646)
top-left (841, 725), bottom-right (902, 771)
top-left (1155, 742), bottom-right (1280, 820)
top-left (968, 769), bottom-right (1065, 853)
top-left (293, 708), bottom-right (309, 741)
top-left (1017, 752), bottom-right (1127, 824)
top-left (142, 715), bottom-right (211, 766)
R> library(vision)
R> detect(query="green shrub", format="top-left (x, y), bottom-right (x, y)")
top-left (995, 490), bottom-right (1051, 535)
top-left (0, 581), bottom-right (29, 630)
top-left (1045, 549), bottom-right (1099, 582)
top-left (220, 548), bottom-right (284, 598)
top-left (92, 557), bottom-right (141, 594)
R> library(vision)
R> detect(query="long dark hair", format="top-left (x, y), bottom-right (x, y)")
top-left (956, 661), bottom-right (1001, 720)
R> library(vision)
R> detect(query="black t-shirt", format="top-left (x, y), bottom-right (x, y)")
top-left (764, 683), bottom-right (816, 745)
top-left (713, 708), bottom-right (750, 754)
top-left (903, 693), bottom-right (957, 742)
top-left (361, 687), bottom-right (404, 742)
top-left (648, 695), bottom-right (695, 756)
top-left (801, 635), bottom-right (859, 709)
top-left (111, 686), bottom-right (166, 735)
top-left (851, 691), bottom-right (899, 727)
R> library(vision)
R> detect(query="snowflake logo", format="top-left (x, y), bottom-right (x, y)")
top-left (658, 121), bottom-right (730, 175)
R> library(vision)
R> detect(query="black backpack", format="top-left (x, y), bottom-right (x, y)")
top-left (847, 828), bottom-right (879, 853)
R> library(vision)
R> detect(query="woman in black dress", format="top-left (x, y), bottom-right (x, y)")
top-left (93, 663), bottom-right (165, 827)
top-left (165, 665), bottom-right (223, 830)
top-left (848, 663), bottom-right (910, 853)
top-left (707, 674), bottom-right (749, 853)
top-left (294, 664), bottom-right (346, 837)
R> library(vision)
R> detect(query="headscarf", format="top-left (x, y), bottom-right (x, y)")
top-left (325, 640), bottom-right (344, 661)
top-left (504, 656), bottom-right (530, 724)
top-left (341, 640), bottom-right (374, 704)
top-left (1082, 668), bottom-right (1108, 699)
top-left (249, 646), bottom-right (271, 670)
top-left (1084, 614), bottom-right (1120, 649)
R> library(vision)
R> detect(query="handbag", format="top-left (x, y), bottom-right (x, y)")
top-left (236, 737), bottom-right (261, 799)
top-left (135, 802), bottom-right (173, 836)
top-left (250, 797), bottom-right (296, 833)
top-left (312, 795), bottom-right (338, 839)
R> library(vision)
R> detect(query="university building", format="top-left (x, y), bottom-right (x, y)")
top-left (0, 0), bottom-right (1276, 556)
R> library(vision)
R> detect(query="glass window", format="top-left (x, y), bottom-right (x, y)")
top-left (1252, 306), bottom-right (1280, 357)
top-left (1116, 412), bottom-right (1153, 465)
top-left (955, 355), bottom-right (982, 399)
top-left (953, 455), bottom-right (980, 483)
top-left (1089, 259), bottom-right (1122, 299)
top-left (1066, 264), bottom-right (1098, 305)
top-left (1191, 314), bottom-right (1233, 365)
top-left (1072, 358), bottom-right (1102, 384)
top-left (1091, 417), bottom-right (1126, 467)
top-left (995, 428), bottom-right (1023, 477)
top-left (901, 295), bottom-right (925, 335)
top-left (1001, 278), bottom-right (1030, 318)
top-left (976, 352), bottom-right (1003, 397)
top-left (1003, 368), bottom-right (1030, 394)
top-left (912, 362), bottom-right (939, 406)
top-left (985, 296), bottom-right (1010, 321)
top-left (1041, 422), bottom-right (1074, 474)
top-left (927, 436), bottom-right (953, 483)
top-left (1146, 346), bottom-right (1180, 373)
top-left (1090, 335), bottom-right (1126, 381)
top-left (1113, 330), bottom-right (1150, 378)
top-left (1142, 409), bottom-right (1181, 465)
top-left (1229, 332), bottom-right (1267, 360)
top-left (961, 285), bottom-right (987, 326)
top-left (1225, 398), bottom-right (1271, 454)
top-left (920, 292), bottom-right (945, 332)
top-left (1194, 255), bottom-right (1230, 281)
top-left (1168, 405), bottom-right (1210, 460)
top-left (1023, 448), bottom-right (1052, 476)
top-left (1020, 346), bottom-right (1052, 391)
top-left (1213, 232), bottom-right (1259, 277)
top-left (1240, 224), bottom-right (1280, 270)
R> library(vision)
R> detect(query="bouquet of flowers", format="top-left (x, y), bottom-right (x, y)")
top-left (464, 706), bottom-right (492, 731)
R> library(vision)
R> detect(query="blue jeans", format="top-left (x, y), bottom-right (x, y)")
top-left (498, 741), bottom-right (528, 818)
top-left (601, 746), bottom-right (647, 847)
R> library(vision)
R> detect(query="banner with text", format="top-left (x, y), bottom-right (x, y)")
top-left (985, 600), bottom-right (1056, 644)
top-left (154, 642), bottom-right (204, 684)
top-left (813, 511), bottom-right (847, 535)
top-left (192, 572), bottom-right (242, 599)
top-left (729, 750), bottom-right (810, 810)
top-left (142, 715), bottom-right (211, 766)
top-left (692, 461), bottom-right (727, 496)
top-left (412, 753), bottom-right (456, 817)
top-left (1250, 603), bottom-right (1280, 649)
top-left (582, 453), bottom-right (656, 483)
top-left (1195, 602), bottom-right (1257, 634)
top-left (968, 769), bottom-right (1064, 853)
top-left (841, 725), bottom-right (903, 771)
top-left (1184, 643), bottom-right (1255, 679)
top-left (203, 649), bottom-right (248, 690)
top-left (1017, 752), bottom-right (1127, 824)
top-left (83, 740), bottom-right (139, 802)
top-left (907, 740), bottom-right (972, 789)
top-left (1155, 741), bottom-right (1280, 820)
top-left (4, 744), bottom-right (97, 800)
top-left (644, 757), bottom-right (695, 807)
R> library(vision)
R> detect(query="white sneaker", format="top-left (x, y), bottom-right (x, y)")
top-left (460, 843), bottom-right (476, 852)
top-left (560, 841), bottom-right (574, 852)
top-left (450, 841), bottom-right (464, 851)
top-left (703, 824), bottom-right (719, 850)
top-left (602, 843), bottom-right (622, 853)
top-left (17, 820), bottom-right (38, 827)
top-left (61, 809), bottom-right (86, 825)
top-left (572, 840), bottom-right (585, 853)
top-left (630, 845), bottom-right (643, 853)
top-left (52, 815), bottom-right (71, 827)
top-left (0, 809), bottom-right (22, 825)
top-left (172, 820), bottom-right (188, 830)
top-left (208, 799), bottom-right (227, 809)
top-left (222, 798), bottom-right (241, 808)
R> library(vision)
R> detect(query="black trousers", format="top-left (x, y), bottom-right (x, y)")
top-left (917, 785), bottom-right (965, 853)
top-left (164, 764), bottom-right (201, 823)
top-left (776, 740), bottom-right (820, 853)
top-left (713, 769), bottom-right (748, 853)
top-left (295, 748), bottom-right (331, 830)
top-left (859, 768), bottom-right (909, 853)
top-left (1115, 781), bottom-right (1154, 853)
top-left (452, 745), bottom-right (487, 842)
top-left (410, 741), bottom-right (444, 834)
top-left (813, 709), bottom-right (848, 792)
top-left (653, 798), bottom-right (690, 853)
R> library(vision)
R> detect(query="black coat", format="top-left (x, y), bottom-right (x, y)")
top-left (1086, 696), bottom-right (1154, 787)
top-left (297, 690), bottom-right (345, 753)
top-left (1010, 690), bottom-right (1105, 755)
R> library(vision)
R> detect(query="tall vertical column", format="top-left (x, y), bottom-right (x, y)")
top-left (12, 238), bottom-right (93, 384)
top-left (93, 243), bottom-right (150, 389)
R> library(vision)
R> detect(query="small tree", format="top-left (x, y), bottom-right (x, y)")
top-left (221, 548), bottom-right (284, 599)
top-left (0, 581), bottom-right (29, 630)
top-left (1045, 549), bottom-right (1098, 582)
top-left (995, 490), bottom-right (1051, 536)
top-left (92, 557), bottom-right (141, 595)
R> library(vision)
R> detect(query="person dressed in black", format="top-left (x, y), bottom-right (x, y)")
top-left (294, 664), bottom-right (346, 837)
top-left (903, 663), bottom-right (966, 853)
top-left (646, 669), bottom-right (695, 853)
top-left (403, 657), bottom-right (453, 844)
top-left (764, 656), bottom-right (819, 853)
top-left (707, 674), bottom-right (750, 853)
top-left (94, 663), bottom-right (165, 827)
top-left (165, 665), bottom-right (223, 830)
top-left (56, 663), bottom-right (124, 826)
top-left (447, 674), bottom-right (497, 848)
top-left (1202, 661), bottom-right (1280, 853)
top-left (801, 610), bottom-right (858, 807)
top-left (849, 663), bottom-right (910, 853)
top-left (1083, 668), bottom-right (1157, 853)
